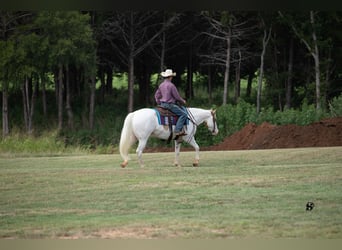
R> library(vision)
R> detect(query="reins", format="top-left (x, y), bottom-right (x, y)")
top-left (182, 106), bottom-right (198, 143)
top-left (160, 105), bottom-right (216, 144)
top-left (187, 106), bottom-right (216, 133)
top-left (186, 107), bottom-right (198, 127)
top-left (183, 107), bottom-right (216, 143)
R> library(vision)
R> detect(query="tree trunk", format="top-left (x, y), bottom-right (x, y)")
top-left (272, 36), bottom-right (283, 111)
top-left (28, 80), bottom-right (38, 134)
top-left (65, 64), bottom-right (74, 129)
top-left (279, 11), bottom-right (321, 110)
top-left (99, 68), bottom-right (105, 104)
top-left (2, 86), bottom-right (9, 137)
top-left (128, 54), bottom-right (134, 113)
top-left (257, 25), bottom-right (272, 114)
top-left (310, 11), bottom-right (321, 110)
top-left (285, 37), bottom-right (294, 109)
top-left (223, 32), bottom-right (231, 105)
top-left (160, 30), bottom-right (166, 73)
top-left (127, 12), bottom-right (135, 113)
top-left (234, 49), bottom-right (241, 103)
top-left (324, 47), bottom-right (332, 105)
top-left (137, 63), bottom-right (149, 106)
top-left (106, 67), bottom-right (113, 95)
top-left (89, 75), bottom-right (96, 130)
top-left (41, 74), bottom-right (47, 117)
top-left (82, 74), bottom-right (89, 129)
top-left (207, 65), bottom-right (213, 104)
top-left (22, 78), bottom-right (29, 131)
top-left (144, 71), bottom-right (151, 106)
top-left (57, 63), bottom-right (64, 131)
top-left (246, 71), bottom-right (254, 99)
top-left (54, 72), bottom-right (58, 107)
top-left (257, 54), bottom-right (264, 114)
top-left (22, 76), bottom-right (37, 134)
top-left (186, 43), bottom-right (193, 99)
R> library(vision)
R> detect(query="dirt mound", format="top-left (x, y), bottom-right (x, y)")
top-left (210, 117), bottom-right (342, 150)
top-left (145, 117), bottom-right (342, 152)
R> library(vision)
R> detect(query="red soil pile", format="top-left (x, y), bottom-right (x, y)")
top-left (209, 117), bottom-right (342, 150)
top-left (145, 117), bottom-right (342, 152)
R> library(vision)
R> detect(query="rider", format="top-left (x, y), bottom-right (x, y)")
top-left (154, 69), bottom-right (187, 137)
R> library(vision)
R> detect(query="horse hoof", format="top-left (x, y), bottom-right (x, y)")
top-left (120, 160), bottom-right (128, 168)
top-left (193, 162), bottom-right (199, 167)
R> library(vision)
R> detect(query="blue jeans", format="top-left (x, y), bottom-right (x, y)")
top-left (160, 102), bottom-right (187, 133)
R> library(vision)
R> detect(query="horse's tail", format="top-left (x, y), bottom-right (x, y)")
top-left (119, 112), bottom-right (136, 167)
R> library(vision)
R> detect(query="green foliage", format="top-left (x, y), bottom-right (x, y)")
top-left (328, 94), bottom-right (342, 117)
top-left (216, 99), bottom-right (257, 137)
top-left (0, 130), bottom-right (78, 155)
top-left (1, 11), bottom-right (341, 153)
top-left (0, 88), bottom-right (336, 153)
top-left (0, 40), bottom-right (15, 79)
top-left (213, 98), bottom-right (328, 146)
top-left (0, 38), bottom-right (27, 87)
top-left (34, 11), bottom-right (96, 69)
top-left (55, 90), bottom-right (129, 153)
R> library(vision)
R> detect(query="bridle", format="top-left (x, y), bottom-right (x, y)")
top-left (191, 109), bottom-right (217, 134)
top-left (183, 108), bottom-right (217, 142)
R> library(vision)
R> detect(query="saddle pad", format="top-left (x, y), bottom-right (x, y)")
top-left (154, 108), bottom-right (189, 126)
top-left (154, 109), bottom-right (179, 125)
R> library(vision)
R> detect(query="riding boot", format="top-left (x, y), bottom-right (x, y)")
top-left (174, 128), bottom-right (187, 141)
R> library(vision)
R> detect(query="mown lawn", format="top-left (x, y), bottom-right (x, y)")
top-left (0, 147), bottom-right (341, 238)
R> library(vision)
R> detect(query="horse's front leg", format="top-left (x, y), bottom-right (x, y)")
top-left (174, 140), bottom-right (182, 167)
top-left (188, 138), bottom-right (200, 167)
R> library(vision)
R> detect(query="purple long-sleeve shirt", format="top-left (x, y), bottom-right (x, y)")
top-left (155, 79), bottom-right (185, 105)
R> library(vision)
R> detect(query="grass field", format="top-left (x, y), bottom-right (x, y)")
top-left (0, 147), bottom-right (341, 239)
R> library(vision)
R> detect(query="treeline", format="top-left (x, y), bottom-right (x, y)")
top-left (1, 11), bottom-right (342, 139)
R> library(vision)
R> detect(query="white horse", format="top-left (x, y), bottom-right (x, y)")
top-left (119, 107), bottom-right (218, 168)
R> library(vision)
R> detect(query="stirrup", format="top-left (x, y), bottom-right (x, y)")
top-left (174, 131), bottom-right (187, 137)
top-left (174, 131), bottom-right (187, 141)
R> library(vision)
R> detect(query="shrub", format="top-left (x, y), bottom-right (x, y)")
top-left (216, 100), bottom-right (256, 138)
top-left (329, 94), bottom-right (342, 117)
top-left (0, 130), bottom-right (76, 155)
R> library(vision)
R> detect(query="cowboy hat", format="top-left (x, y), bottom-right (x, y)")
top-left (161, 69), bottom-right (176, 77)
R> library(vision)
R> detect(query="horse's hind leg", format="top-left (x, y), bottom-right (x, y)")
top-left (136, 139), bottom-right (148, 167)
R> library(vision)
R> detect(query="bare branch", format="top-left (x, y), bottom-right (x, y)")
top-left (278, 11), bottom-right (312, 54)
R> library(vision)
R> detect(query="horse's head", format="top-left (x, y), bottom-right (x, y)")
top-left (204, 109), bottom-right (219, 135)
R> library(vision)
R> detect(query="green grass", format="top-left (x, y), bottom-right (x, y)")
top-left (0, 147), bottom-right (341, 239)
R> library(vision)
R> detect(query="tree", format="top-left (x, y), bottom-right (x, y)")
top-left (34, 11), bottom-right (96, 130)
top-left (0, 11), bottom-right (32, 136)
top-left (256, 14), bottom-right (272, 114)
top-left (1, 11), bottom-right (342, 143)
top-left (201, 11), bottom-right (233, 105)
top-left (102, 11), bottom-right (180, 112)
top-left (148, 12), bottom-right (182, 76)
top-left (201, 11), bottom-right (258, 105)
top-left (0, 39), bottom-right (13, 137)
top-left (17, 33), bottom-right (41, 134)
top-left (278, 11), bottom-right (322, 110)
top-left (285, 37), bottom-right (294, 109)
